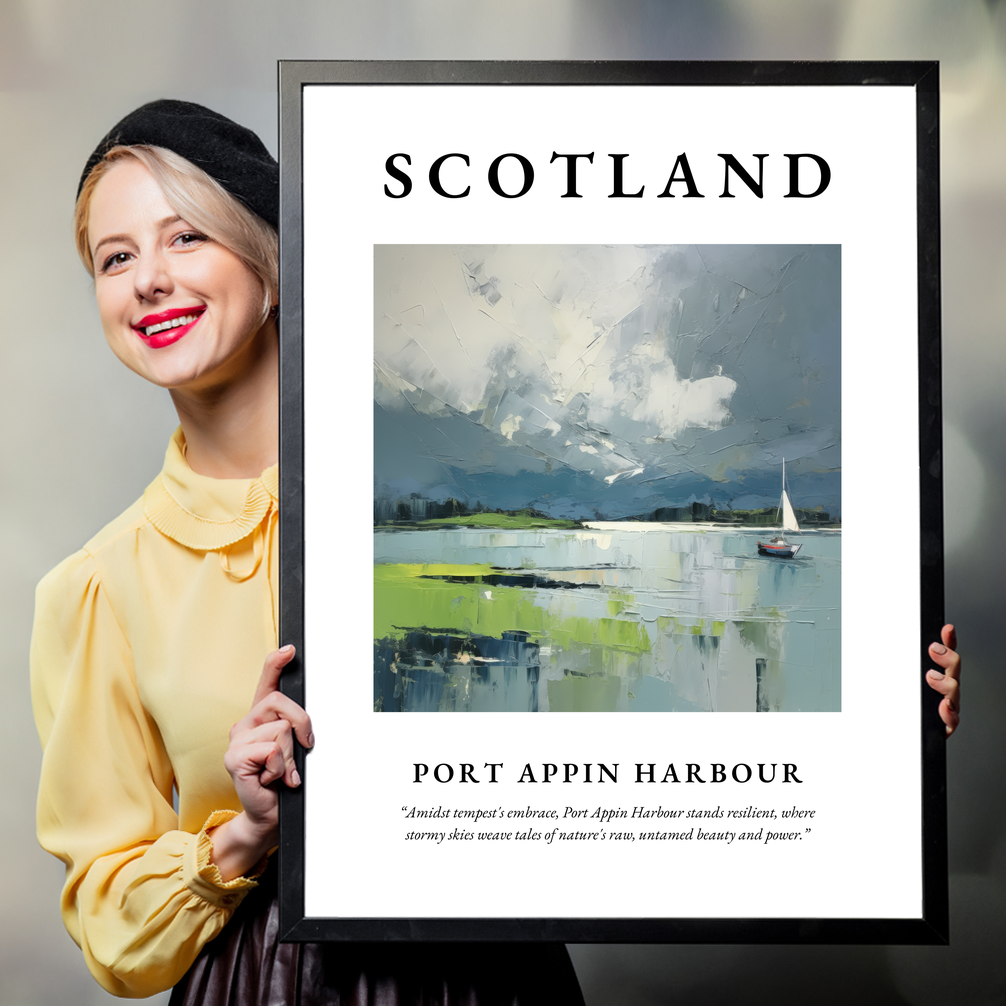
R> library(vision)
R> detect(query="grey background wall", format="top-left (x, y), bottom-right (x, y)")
top-left (2, 2), bottom-right (1003, 1003)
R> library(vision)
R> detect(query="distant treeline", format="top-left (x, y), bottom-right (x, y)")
top-left (627, 502), bottom-right (837, 526)
top-left (374, 495), bottom-right (550, 523)
top-left (374, 494), bottom-right (838, 527)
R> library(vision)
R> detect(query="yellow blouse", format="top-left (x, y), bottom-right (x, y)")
top-left (31, 428), bottom-right (279, 998)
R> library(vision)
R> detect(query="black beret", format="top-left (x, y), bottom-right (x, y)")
top-left (77, 99), bottom-right (278, 228)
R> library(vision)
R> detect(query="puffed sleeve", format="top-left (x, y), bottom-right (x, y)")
top-left (31, 549), bottom-right (262, 998)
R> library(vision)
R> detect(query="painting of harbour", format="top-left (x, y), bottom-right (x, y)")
top-left (374, 245), bottom-right (841, 712)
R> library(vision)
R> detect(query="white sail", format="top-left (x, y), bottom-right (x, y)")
top-left (781, 490), bottom-right (799, 532)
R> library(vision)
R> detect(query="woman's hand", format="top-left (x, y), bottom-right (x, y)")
top-left (926, 624), bottom-right (961, 737)
top-left (209, 645), bottom-right (314, 881)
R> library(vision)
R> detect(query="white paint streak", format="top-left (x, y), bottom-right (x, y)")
top-left (500, 414), bottom-right (523, 440)
top-left (604, 467), bottom-right (646, 485)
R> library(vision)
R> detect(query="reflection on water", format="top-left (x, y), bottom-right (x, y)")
top-left (374, 629), bottom-right (542, 712)
top-left (373, 526), bottom-right (841, 712)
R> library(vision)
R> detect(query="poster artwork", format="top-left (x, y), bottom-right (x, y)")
top-left (373, 244), bottom-right (841, 714)
top-left (286, 64), bottom-right (943, 941)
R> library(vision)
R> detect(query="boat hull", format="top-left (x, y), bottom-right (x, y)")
top-left (757, 541), bottom-right (802, 558)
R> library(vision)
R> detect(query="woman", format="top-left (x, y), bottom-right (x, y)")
top-left (31, 100), bottom-right (585, 1003)
top-left (32, 99), bottom-right (962, 1003)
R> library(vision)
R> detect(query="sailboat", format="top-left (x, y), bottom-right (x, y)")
top-left (757, 459), bottom-right (802, 558)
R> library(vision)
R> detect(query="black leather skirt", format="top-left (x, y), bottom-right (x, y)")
top-left (169, 869), bottom-right (585, 1006)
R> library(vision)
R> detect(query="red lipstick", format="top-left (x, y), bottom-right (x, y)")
top-left (133, 306), bottom-right (205, 349)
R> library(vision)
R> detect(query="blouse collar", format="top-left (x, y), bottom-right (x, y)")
top-left (143, 428), bottom-right (278, 551)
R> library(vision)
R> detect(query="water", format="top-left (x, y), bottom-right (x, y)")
top-left (374, 525), bottom-right (841, 713)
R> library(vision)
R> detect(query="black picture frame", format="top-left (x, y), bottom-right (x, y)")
top-left (277, 60), bottom-right (945, 944)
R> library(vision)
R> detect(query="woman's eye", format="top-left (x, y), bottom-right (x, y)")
top-left (101, 251), bottom-right (131, 273)
top-left (173, 231), bottom-right (208, 248)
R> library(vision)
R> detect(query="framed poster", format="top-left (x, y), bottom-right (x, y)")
top-left (277, 61), bottom-right (945, 943)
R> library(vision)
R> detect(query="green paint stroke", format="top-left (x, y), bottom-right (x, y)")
top-left (547, 673), bottom-right (624, 712)
top-left (604, 587), bottom-right (638, 617)
top-left (739, 610), bottom-right (783, 651)
top-left (374, 563), bottom-right (652, 654)
top-left (411, 514), bottom-right (581, 530)
top-left (656, 615), bottom-right (728, 637)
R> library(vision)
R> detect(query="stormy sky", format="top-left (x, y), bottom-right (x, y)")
top-left (374, 244), bottom-right (840, 519)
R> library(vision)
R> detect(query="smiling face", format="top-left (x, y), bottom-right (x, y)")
top-left (87, 158), bottom-right (272, 393)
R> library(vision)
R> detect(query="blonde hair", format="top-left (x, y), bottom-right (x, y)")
top-left (75, 145), bottom-right (278, 323)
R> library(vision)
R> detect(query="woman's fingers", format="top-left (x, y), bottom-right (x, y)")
top-left (230, 719), bottom-right (302, 788)
top-left (252, 644), bottom-right (296, 706)
top-left (243, 644), bottom-right (314, 749)
top-left (928, 629), bottom-right (961, 684)
top-left (927, 623), bottom-right (961, 737)
top-left (925, 667), bottom-right (959, 704)
top-left (224, 738), bottom-right (287, 788)
top-left (940, 698), bottom-right (960, 736)
top-left (924, 679), bottom-right (960, 736)
top-left (258, 742), bottom-right (289, 788)
top-left (941, 623), bottom-right (958, 654)
top-left (926, 669), bottom-right (960, 736)
top-left (223, 644), bottom-right (312, 813)
top-left (255, 691), bottom-right (313, 748)
top-left (232, 689), bottom-right (314, 750)
top-left (218, 647), bottom-right (309, 848)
